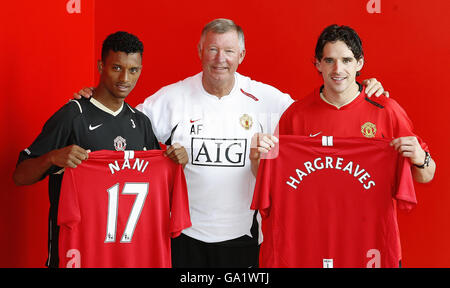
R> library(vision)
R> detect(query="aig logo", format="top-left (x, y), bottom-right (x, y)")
top-left (191, 138), bottom-right (247, 167)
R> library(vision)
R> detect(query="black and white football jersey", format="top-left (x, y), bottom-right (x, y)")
top-left (17, 97), bottom-right (160, 267)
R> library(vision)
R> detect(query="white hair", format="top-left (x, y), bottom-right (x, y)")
top-left (198, 18), bottom-right (245, 52)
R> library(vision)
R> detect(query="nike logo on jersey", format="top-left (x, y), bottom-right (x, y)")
top-left (89, 124), bottom-right (103, 131)
top-left (309, 132), bottom-right (322, 137)
top-left (190, 119), bottom-right (201, 123)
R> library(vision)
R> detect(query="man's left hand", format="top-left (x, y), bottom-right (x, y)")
top-left (390, 136), bottom-right (425, 165)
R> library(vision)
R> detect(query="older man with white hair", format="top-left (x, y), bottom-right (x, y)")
top-left (77, 18), bottom-right (387, 268)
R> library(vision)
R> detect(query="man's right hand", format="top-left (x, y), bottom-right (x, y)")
top-left (13, 145), bottom-right (90, 186)
top-left (73, 87), bottom-right (95, 99)
top-left (49, 145), bottom-right (90, 168)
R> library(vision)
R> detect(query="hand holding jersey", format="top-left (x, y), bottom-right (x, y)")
top-left (249, 77), bottom-right (389, 174)
top-left (310, 25), bottom-right (435, 183)
top-left (253, 25), bottom-right (435, 267)
top-left (250, 133), bottom-right (278, 158)
top-left (49, 145), bottom-right (90, 169)
top-left (14, 32), bottom-right (145, 186)
top-left (13, 32), bottom-right (165, 267)
top-left (164, 142), bottom-right (189, 167)
top-left (390, 136), bottom-right (427, 166)
top-left (73, 19), bottom-right (395, 268)
top-left (249, 133), bottom-right (278, 177)
top-left (252, 136), bottom-right (417, 268)
top-left (390, 136), bottom-right (435, 183)
top-left (58, 150), bottom-right (191, 268)
top-left (72, 86), bottom-right (190, 167)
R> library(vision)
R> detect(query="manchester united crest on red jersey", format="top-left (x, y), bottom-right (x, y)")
top-left (361, 122), bottom-right (377, 138)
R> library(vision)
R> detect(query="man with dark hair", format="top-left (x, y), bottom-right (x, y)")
top-left (101, 31), bottom-right (145, 62)
top-left (314, 24), bottom-right (363, 76)
top-left (251, 24), bottom-right (435, 267)
top-left (13, 31), bottom-right (185, 267)
top-left (277, 24), bottom-right (435, 182)
top-left (75, 19), bottom-right (388, 268)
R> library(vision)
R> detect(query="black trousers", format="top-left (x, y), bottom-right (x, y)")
top-left (171, 233), bottom-right (260, 268)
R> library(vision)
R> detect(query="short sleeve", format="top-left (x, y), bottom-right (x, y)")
top-left (266, 88), bottom-right (294, 135)
top-left (136, 84), bottom-right (185, 144)
top-left (141, 112), bottom-right (161, 150)
top-left (16, 100), bottom-right (81, 176)
top-left (276, 104), bottom-right (293, 136)
top-left (240, 75), bottom-right (294, 135)
top-left (388, 98), bottom-right (429, 152)
top-left (275, 100), bottom-right (304, 136)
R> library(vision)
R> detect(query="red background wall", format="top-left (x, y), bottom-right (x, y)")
top-left (1, 0), bottom-right (449, 267)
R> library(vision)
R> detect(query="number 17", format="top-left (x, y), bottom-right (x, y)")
top-left (105, 182), bottom-right (149, 243)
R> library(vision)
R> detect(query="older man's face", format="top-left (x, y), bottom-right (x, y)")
top-left (199, 30), bottom-right (245, 90)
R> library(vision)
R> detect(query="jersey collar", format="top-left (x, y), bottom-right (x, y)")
top-left (319, 82), bottom-right (364, 110)
top-left (90, 97), bottom-right (124, 116)
top-left (200, 72), bottom-right (239, 101)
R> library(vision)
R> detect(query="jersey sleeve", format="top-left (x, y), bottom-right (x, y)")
top-left (265, 87), bottom-right (294, 135)
top-left (16, 100), bottom-right (82, 177)
top-left (140, 112), bottom-right (161, 150)
top-left (242, 76), bottom-right (294, 135)
top-left (387, 98), bottom-right (429, 152)
top-left (57, 167), bottom-right (81, 229)
top-left (276, 99), bottom-right (307, 137)
top-left (393, 153), bottom-right (417, 211)
top-left (169, 163), bottom-right (191, 238)
top-left (276, 102), bottom-right (294, 136)
top-left (136, 84), bottom-right (185, 144)
top-left (251, 157), bottom-right (273, 218)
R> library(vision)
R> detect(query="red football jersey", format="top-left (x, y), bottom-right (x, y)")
top-left (251, 135), bottom-right (416, 268)
top-left (277, 86), bottom-right (428, 151)
top-left (58, 150), bottom-right (191, 268)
